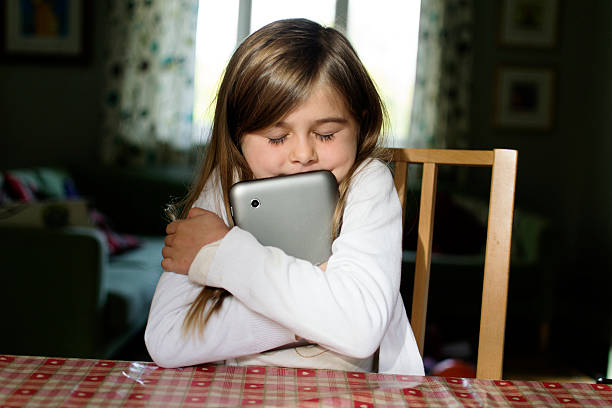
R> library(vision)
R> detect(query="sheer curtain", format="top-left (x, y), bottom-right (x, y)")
top-left (100, 1), bottom-right (199, 166)
top-left (409, 0), bottom-right (473, 149)
top-left (98, 0), bottom-right (472, 165)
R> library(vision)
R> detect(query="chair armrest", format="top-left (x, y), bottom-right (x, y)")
top-left (0, 226), bottom-right (108, 357)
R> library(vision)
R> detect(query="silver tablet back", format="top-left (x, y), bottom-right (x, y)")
top-left (229, 170), bottom-right (339, 265)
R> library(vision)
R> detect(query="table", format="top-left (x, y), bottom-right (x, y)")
top-left (1, 355), bottom-right (610, 407)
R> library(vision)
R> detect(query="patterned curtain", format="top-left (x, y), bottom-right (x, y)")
top-left (409, 0), bottom-right (473, 148)
top-left (101, 0), bottom-right (199, 166)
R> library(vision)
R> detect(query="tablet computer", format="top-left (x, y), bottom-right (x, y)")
top-left (229, 170), bottom-right (339, 265)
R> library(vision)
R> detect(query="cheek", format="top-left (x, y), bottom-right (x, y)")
top-left (242, 140), bottom-right (263, 175)
top-left (322, 143), bottom-right (357, 182)
top-left (332, 137), bottom-right (357, 166)
top-left (243, 142), bottom-right (285, 178)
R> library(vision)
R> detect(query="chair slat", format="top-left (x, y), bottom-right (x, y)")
top-left (411, 162), bottom-right (438, 355)
top-left (393, 161), bottom-right (409, 224)
top-left (389, 148), bottom-right (517, 380)
top-left (476, 149), bottom-right (517, 379)
top-left (392, 148), bottom-right (494, 166)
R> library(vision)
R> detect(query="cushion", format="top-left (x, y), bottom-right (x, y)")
top-left (1, 168), bottom-right (78, 202)
top-left (35, 167), bottom-right (76, 199)
top-left (2, 171), bottom-right (37, 202)
top-left (90, 209), bottom-right (141, 255)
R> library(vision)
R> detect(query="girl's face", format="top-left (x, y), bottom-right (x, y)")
top-left (240, 83), bottom-right (358, 183)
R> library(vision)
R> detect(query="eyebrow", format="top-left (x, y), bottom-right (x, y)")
top-left (275, 117), bottom-right (348, 127)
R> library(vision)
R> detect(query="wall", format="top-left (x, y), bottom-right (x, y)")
top-left (470, 0), bottom-right (612, 376)
top-left (569, 0), bottom-right (612, 378)
top-left (0, 2), bottom-right (106, 169)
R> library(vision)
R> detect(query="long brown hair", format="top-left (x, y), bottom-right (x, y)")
top-left (179, 18), bottom-right (389, 335)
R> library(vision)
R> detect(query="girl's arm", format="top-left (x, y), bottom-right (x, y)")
top-left (199, 160), bottom-right (402, 359)
top-left (144, 271), bottom-right (297, 368)
top-left (146, 180), bottom-right (297, 368)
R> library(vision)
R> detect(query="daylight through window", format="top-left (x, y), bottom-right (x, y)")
top-left (193, 1), bottom-right (421, 147)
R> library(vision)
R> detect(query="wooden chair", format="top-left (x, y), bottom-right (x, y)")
top-left (389, 148), bottom-right (518, 380)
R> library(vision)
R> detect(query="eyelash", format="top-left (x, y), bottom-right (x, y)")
top-left (316, 132), bottom-right (335, 142)
top-left (267, 136), bottom-right (287, 145)
top-left (267, 133), bottom-right (336, 145)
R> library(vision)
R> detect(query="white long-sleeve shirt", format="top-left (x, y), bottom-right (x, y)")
top-left (145, 159), bottom-right (424, 375)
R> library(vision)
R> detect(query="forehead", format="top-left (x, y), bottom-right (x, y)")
top-left (281, 82), bottom-right (352, 121)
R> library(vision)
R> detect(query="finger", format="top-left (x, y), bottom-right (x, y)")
top-left (164, 234), bottom-right (174, 247)
top-left (188, 207), bottom-right (209, 218)
top-left (161, 257), bottom-right (172, 272)
top-left (166, 220), bottom-right (178, 234)
top-left (162, 257), bottom-right (188, 275)
top-left (161, 245), bottom-right (171, 259)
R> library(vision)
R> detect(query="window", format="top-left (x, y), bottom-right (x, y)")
top-left (193, 0), bottom-right (421, 147)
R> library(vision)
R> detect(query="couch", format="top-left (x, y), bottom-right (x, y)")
top-left (0, 165), bottom-right (190, 359)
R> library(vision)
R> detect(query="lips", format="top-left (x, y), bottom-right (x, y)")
top-left (282, 167), bottom-right (324, 176)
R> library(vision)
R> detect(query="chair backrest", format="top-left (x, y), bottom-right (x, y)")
top-left (389, 148), bottom-right (518, 380)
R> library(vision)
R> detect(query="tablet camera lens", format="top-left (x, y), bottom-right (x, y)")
top-left (251, 199), bottom-right (260, 208)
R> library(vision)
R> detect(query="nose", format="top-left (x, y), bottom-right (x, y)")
top-left (289, 135), bottom-right (317, 165)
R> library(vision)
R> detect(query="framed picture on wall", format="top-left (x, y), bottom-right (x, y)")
top-left (0, 0), bottom-right (88, 63)
top-left (494, 67), bottom-right (555, 130)
top-left (500, 0), bottom-right (559, 48)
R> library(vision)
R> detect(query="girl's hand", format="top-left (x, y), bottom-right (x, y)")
top-left (161, 207), bottom-right (230, 274)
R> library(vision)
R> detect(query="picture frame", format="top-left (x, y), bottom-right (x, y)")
top-left (494, 67), bottom-right (555, 130)
top-left (500, 0), bottom-right (559, 48)
top-left (0, 0), bottom-right (88, 64)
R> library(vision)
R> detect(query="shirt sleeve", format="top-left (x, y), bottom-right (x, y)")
top-left (145, 177), bottom-right (297, 368)
top-left (206, 160), bottom-right (403, 359)
top-left (187, 240), bottom-right (221, 286)
top-left (144, 271), bottom-right (297, 368)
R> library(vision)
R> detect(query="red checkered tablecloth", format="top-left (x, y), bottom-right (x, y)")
top-left (0, 355), bottom-right (610, 407)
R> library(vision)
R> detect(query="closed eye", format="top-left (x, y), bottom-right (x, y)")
top-left (315, 132), bottom-right (335, 142)
top-left (267, 135), bottom-right (287, 145)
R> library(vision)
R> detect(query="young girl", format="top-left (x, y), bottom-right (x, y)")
top-left (145, 18), bottom-right (424, 375)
